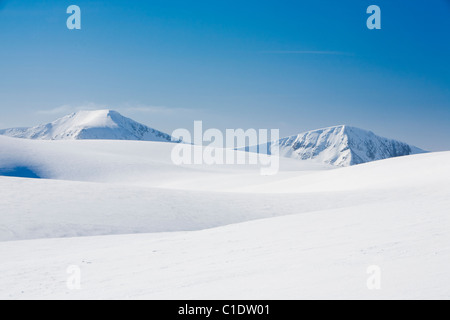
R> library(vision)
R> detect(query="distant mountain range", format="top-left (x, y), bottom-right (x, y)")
top-left (252, 125), bottom-right (426, 166)
top-left (0, 110), bottom-right (177, 142)
top-left (0, 110), bottom-right (426, 166)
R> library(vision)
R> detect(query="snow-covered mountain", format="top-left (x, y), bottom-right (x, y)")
top-left (0, 110), bottom-right (177, 142)
top-left (255, 125), bottom-right (426, 167)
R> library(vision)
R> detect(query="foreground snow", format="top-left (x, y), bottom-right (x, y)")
top-left (1, 191), bottom-right (449, 299)
top-left (0, 136), bottom-right (449, 299)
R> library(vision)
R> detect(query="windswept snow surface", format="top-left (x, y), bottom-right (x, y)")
top-left (0, 136), bottom-right (449, 299)
top-left (0, 135), bottom-right (330, 191)
top-left (0, 110), bottom-right (176, 142)
top-left (254, 125), bottom-right (425, 166)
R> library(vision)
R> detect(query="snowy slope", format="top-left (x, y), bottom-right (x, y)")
top-left (0, 133), bottom-right (448, 243)
top-left (0, 145), bottom-right (448, 241)
top-left (2, 199), bottom-right (449, 300)
top-left (0, 135), bottom-right (330, 190)
top-left (0, 134), bottom-right (448, 299)
top-left (255, 125), bottom-right (425, 166)
top-left (0, 110), bottom-right (177, 142)
top-left (0, 135), bottom-right (332, 241)
top-left (0, 150), bottom-right (449, 299)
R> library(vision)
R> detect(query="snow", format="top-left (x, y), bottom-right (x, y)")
top-left (0, 134), bottom-right (449, 299)
top-left (0, 111), bottom-right (425, 167)
top-left (254, 125), bottom-right (426, 166)
top-left (0, 110), bottom-right (176, 142)
top-left (0, 135), bottom-right (330, 191)
top-left (0, 181), bottom-right (449, 299)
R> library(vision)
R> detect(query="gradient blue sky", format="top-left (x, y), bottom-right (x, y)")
top-left (0, 0), bottom-right (449, 150)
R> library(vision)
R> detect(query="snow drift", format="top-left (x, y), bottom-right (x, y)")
top-left (0, 134), bottom-right (448, 242)
top-left (0, 147), bottom-right (449, 299)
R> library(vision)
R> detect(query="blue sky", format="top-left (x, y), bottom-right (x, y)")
top-left (0, 0), bottom-right (449, 150)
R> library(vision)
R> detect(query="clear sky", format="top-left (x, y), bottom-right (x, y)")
top-left (0, 0), bottom-right (449, 150)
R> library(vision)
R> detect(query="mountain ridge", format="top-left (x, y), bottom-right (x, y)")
top-left (0, 111), bottom-right (426, 166)
top-left (256, 125), bottom-right (426, 166)
top-left (0, 110), bottom-right (177, 142)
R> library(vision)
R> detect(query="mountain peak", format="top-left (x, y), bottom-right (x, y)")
top-left (0, 110), bottom-right (177, 142)
top-left (272, 125), bottom-right (426, 166)
top-left (59, 109), bottom-right (120, 128)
